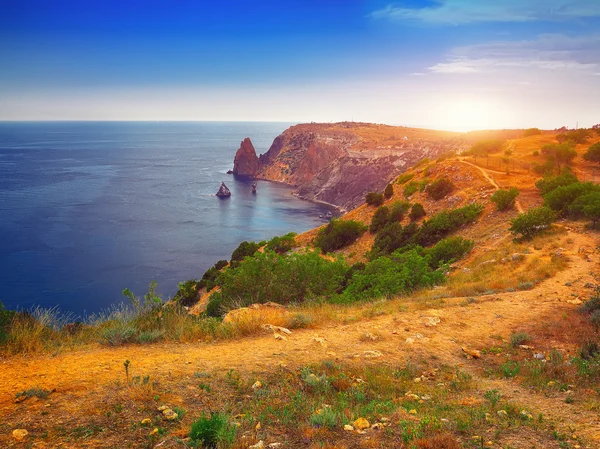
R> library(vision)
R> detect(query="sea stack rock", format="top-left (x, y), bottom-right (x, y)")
top-left (216, 182), bottom-right (231, 198)
top-left (232, 138), bottom-right (260, 177)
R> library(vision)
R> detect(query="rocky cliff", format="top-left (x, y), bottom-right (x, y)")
top-left (232, 138), bottom-right (260, 177)
top-left (232, 122), bottom-right (470, 211)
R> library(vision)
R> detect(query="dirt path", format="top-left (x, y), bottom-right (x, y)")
top-left (459, 158), bottom-right (524, 213)
top-left (1, 229), bottom-right (598, 445)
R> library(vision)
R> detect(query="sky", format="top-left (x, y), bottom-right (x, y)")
top-left (0, 0), bottom-right (599, 131)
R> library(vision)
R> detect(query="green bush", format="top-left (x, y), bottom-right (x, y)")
top-left (510, 332), bottom-right (531, 347)
top-left (216, 250), bottom-right (347, 310)
top-left (230, 241), bottom-right (261, 267)
top-left (370, 206), bottom-right (390, 234)
top-left (556, 129), bottom-right (590, 144)
top-left (409, 203), bottom-right (426, 221)
top-left (490, 187), bottom-right (520, 211)
top-left (522, 128), bottom-right (542, 137)
top-left (389, 201), bottom-right (411, 222)
top-left (205, 292), bottom-right (224, 318)
top-left (384, 183), bottom-right (394, 199)
top-left (173, 279), bottom-right (201, 307)
top-left (265, 232), bottom-right (297, 254)
top-left (314, 219), bottom-right (367, 253)
top-left (190, 413), bottom-right (236, 449)
top-left (543, 182), bottom-right (599, 216)
top-left (365, 192), bottom-right (384, 206)
top-left (403, 181), bottom-right (418, 198)
top-left (541, 143), bottom-right (577, 171)
top-left (535, 170), bottom-right (579, 195)
top-left (396, 172), bottom-right (414, 185)
top-left (0, 300), bottom-right (15, 344)
top-left (572, 192), bottom-right (600, 226)
top-left (426, 237), bottom-right (474, 268)
top-left (584, 142), bottom-right (600, 164)
top-left (509, 207), bottom-right (556, 238)
top-left (370, 222), bottom-right (419, 258)
top-left (343, 249), bottom-right (445, 301)
top-left (426, 178), bottom-right (455, 200)
top-left (415, 204), bottom-right (484, 246)
top-left (470, 139), bottom-right (504, 161)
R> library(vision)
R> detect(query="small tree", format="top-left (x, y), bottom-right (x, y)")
top-left (426, 178), bottom-right (454, 200)
top-left (509, 207), bottom-right (556, 238)
top-left (522, 128), bottom-right (542, 137)
top-left (384, 183), bottom-right (394, 199)
top-left (541, 143), bottom-right (577, 172)
top-left (365, 192), bottom-right (384, 207)
top-left (409, 203), bottom-right (426, 221)
top-left (583, 142), bottom-right (600, 164)
top-left (572, 192), bottom-right (600, 227)
top-left (314, 219), bottom-right (368, 253)
top-left (490, 187), bottom-right (520, 211)
top-left (370, 206), bottom-right (390, 234)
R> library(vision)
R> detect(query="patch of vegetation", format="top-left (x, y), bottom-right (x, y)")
top-left (190, 413), bottom-right (236, 449)
top-left (230, 241), bottom-right (261, 267)
top-left (403, 181), bottom-right (419, 198)
top-left (426, 178), bottom-right (454, 200)
top-left (370, 206), bottom-right (390, 234)
top-left (426, 237), bottom-right (474, 269)
top-left (556, 128), bottom-right (591, 144)
top-left (265, 232), bottom-right (297, 254)
top-left (509, 207), bottom-right (556, 239)
top-left (535, 170), bottom-right (579, 195)
top-left (365, 192), bottom-right (384, 206)
top-left (510, 332), bottom-right (531, 347)
top-left (16, 386), bottom-right (51, 400)
top-left (491, 187), bottom-right (519, 211)
top-left (584, 142), bottom-right (600, 164)
top-left (543, 182), bottom-right (599, 216)
top-left (409, 203), bottom-right (426, 221)
top-left (470, 139), bottom-right (504, 162)
top-left (212, 250), bottom-right (347, 312)
top-left (396, 172), bottom-right (414, 185)
top-left (0, 300), bottom-right (15, 344)
top-left (384, 183), bottom-right (394, 199)
top-left (415, 203), bottom-right (484, 246)
top-left (541, 143), bottom-right (577, 172)
top-left (522, 128), bottom-right (542, 137)
top-left (314, 219), bottom-right (367, 253)
top-left (389, 200), bottom-right (411, 221)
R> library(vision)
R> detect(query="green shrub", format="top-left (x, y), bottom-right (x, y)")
top-left (384, 183), bottom-right (394, 199)
top-left (370, 222), bottom-right (419, 258)
top-left (403, 181), bottom-right (419, 198)
top-left (396, 172), bottom-right (414, 185)
top-left (584, 142), bottom-right (600, 164)
top-left (509, 207), bottom-right (556, 238)
top-left (137, 329), bottom-right (165, 344)
top-left (541, 143), bottom-right (577, 171)
top-left (0, 300), bottom-right (15, 344)
top-left (510, 332), bottom-right (531, 347)
top-left (190, 413), bottom-right (236, 449)
top-left (415, 204), bottom-right (484, 246)
top-left (370, 206), bottom-right (390, 234)
top-left (409, 203), bottom-right (426, 221)
top-left (535, 170), bottom-right (578, 195)
top-left (532, 160), bottom-right (557, 176)
top-left (205, 292), bottom-right (224, 318)
top-left (570, 192), bottom-right (600, 226)
top-left (389, 201), bottom-right (411, 222)
top-left (491, 187), bottom-right (520, 211)
top-left (556, 129), bottom-right (590, 144)
top-left (426, 178), bottom-right (455, 200)
top-left (99, 325), bottom-right (137, 346)
top-left (522, 128), bottom-right (542, 137)
top-left (314, 219), bottom-right (367, 253)
top-left (365, 192), bottom-right (384, 206)
top-left (230, 241), bottom-right (261, 267)
top-left (216, 250), bottom-right (347, 310)
top-left (543, 182), bottom-right (599, 216)
top-left (343, 249), bottom-right (445, 301)
top-left (532, 150), bottom-right (540, 156)
top-left (265, 232), bottom-right (297, 254)
top-left (309, 407), bottom-right (339, 428)
top-left (591, 310), bottom-right (600, 332)
top-left (426, 237), bottom-right (474, 268)
top-left (580, 295), bottom-right (600, 315)
top-left (173, 280), bottom-right (201, 307)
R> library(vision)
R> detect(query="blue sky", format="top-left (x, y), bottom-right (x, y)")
top-left (1, 0), bottom-right (599, 130)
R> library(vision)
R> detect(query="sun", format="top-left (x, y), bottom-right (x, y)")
top-left (436, 95), bottom-right (505, 132)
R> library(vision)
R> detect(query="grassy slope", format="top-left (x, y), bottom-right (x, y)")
top-left (1, 130), bottom-right (600, 448)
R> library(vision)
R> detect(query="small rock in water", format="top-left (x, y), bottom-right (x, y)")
top-left (216, 182), bottom-right (232, 198)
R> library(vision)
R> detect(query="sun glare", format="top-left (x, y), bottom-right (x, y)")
top-left (436, 96), bottom-right (503, 132)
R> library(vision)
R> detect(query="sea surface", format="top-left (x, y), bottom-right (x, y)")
top-left (0, 122), bottom-right (332, 316)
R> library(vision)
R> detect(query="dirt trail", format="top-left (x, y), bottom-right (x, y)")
top-left (458, 158), bottom-right (525, 213)
top-left (1, 229), bottom-right (598, 444)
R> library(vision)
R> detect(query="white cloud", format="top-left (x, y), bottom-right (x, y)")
top-left (370, 0), bottom-right (600, 24)
top-left (428, 33), bottom-right (600, 75)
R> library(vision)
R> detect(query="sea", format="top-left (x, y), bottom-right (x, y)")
top-left (0, 122), bottom-right (332, 317)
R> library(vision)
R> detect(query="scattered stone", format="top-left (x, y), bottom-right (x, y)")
top-left (344, 424), bottom-right (354, 431)
top-left (520, 410), bottom-right (533, 420)
top-left (274, 333), bottom-right (287, 341)
top-left (150, 428), bottom-right (159, 436)
top-left (252, 381), bottom-right (263, 390)
top-left (371, 422), bottom-right (385, 430)
top-left (405, 393), bottom-right (420, 400)
top-left (12, 429), bottom-right (28, 441)
top-left (405, 337), bottom-right (415, 344)
top-left (268, 444), bottom-right (282, 448)
top-left (413, 377), bottom-right (421, 383)
top-left (313, 337), bottom-right (327, 346)
top-left (363, 333), bottom-right (378, 341)
top-left (162, 409), bottom-right (179, 420)
top-left (363, 350), bottom-right (383, 358)
top-left (141, 418), bottom-right (152, 425)
top-left (409, 409), bottom-right (417, 415)
top-left (353, 417), bottom-right (370, 430)
top-left (497, 410), bottom-right (508, 417)
top-left (533, 353), bottom-right (545, 360)
top-left (518, 345), bottom-right (534, 350)
top-left (157, 405), bottom-right (169, 411)
top-left (380, 417), bottom-right (390, 423)
top-left (424, 316), bottom-right (441, 327)
top-left (249, 441), bottom-right (265, 449)
top-left (326, 351), bottom-right (337, 357)
top-left (462, 347), bottom-right (482, 359)
top-left (262, 324), bottom-right (292, 335)
top-left (255, 422), bottom-right (261, 431)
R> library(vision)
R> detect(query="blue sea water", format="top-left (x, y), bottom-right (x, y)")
top-left (0, 122), bottom-right (331, 316)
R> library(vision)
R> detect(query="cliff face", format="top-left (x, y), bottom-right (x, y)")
top-left (232, 138), bottom-right (260, 177)
top-left (232, 123), bottom-right (470, 211)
